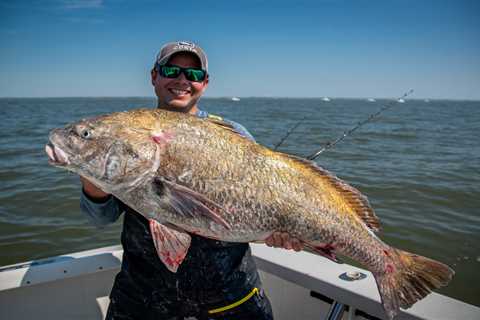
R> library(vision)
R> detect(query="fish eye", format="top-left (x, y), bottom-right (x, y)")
top-left (80, 129), bottom-right (92, 139)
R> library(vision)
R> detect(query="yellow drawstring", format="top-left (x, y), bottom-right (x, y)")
top-left (207, 287), bottom-right (259, 314)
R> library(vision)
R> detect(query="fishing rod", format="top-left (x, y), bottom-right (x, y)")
top-left (304, 89), bottom-right (414, 160)
top-left (273, 116), bottom-right (307, 150)
top-left (272, 90), bottom-right (414, 157)
top-left (272, 100), bottom-right (340, 152)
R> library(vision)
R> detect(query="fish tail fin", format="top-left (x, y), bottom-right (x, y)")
top-left (373, 248), bottom-right (454, 320)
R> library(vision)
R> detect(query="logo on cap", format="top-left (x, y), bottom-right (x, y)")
top-left (174, 41), bottom-right (196, 52)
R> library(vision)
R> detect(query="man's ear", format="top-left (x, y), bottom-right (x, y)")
top-left (200, 78), bottom-right (209, 94)
top-left (202, 74), bottom-right (209, 88)
top-left (151, 68), bottom-right (157, 86)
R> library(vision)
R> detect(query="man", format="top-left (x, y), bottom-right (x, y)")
top-left (80, 41), bottom-right (302, 320)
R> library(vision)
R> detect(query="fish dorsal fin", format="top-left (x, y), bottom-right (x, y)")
top-left (203, 114), bottom-right (244, 137)
top-left (287, 155), bottom-right (381, 233)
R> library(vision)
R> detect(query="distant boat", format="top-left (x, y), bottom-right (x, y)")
top-left (367, 98), bottom-right (376, 102)
top-left (231, 97), bottom-right (240, 101)
top-left (397, 98), bottom-right (405, 103)
top-left (321, 97), bottom-right (331, 102)
top-left (424, 99), bottom-right (430, 103)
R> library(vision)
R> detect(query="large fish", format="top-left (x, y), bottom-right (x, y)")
top-left (45, 108), bottom-right (453, 319)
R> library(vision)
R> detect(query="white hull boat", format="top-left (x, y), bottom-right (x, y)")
top-left (0, 245), bottom-right (478, 320)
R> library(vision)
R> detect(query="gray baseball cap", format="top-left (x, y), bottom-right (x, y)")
top-left (155, 41), bottom-right (208, 72)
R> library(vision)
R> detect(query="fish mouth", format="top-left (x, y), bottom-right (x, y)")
top-left (45, 143), bottom-right (70, 166)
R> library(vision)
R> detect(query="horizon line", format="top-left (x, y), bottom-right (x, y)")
top-left (0, 95), bottom-right (479, 102)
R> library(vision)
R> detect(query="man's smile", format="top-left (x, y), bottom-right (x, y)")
top-left (168, 88), bottom-right (191, 96)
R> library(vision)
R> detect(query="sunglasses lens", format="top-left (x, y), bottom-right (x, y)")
top-left (160, 65), bottom-right (180, 78)
top-left (185, 69), bottom-right (206, 82)
top-left (158, 65), bottom-right (206, 82)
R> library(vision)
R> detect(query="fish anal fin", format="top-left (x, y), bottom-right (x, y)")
top-left (149, 219), bottom-right (191, 273)
top-left (286, 155), bottom-right (381, 233)
top-left (306, 243), bottom-right (343, 264)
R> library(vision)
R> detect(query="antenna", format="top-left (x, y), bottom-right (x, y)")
top-left (306, 89), bottom-right (414, 160)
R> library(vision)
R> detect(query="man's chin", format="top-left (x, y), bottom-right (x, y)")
top-left (162, 99), bottom-right (197, 112)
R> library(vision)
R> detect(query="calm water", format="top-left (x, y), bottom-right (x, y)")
top-left (0, 97), bottom-right (479, 306)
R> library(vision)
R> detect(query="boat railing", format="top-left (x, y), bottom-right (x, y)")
top-left (0, 244), bottom-right (479, 320)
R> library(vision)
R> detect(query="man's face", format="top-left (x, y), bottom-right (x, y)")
top-left (151, 52), bottom-right (209, 113)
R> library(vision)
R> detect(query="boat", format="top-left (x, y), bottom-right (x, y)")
top-left (321, 97), bottom-right (331, 102)
top-left (397, 98), bottom-right (405, 103)
top-left (231, 97), bottom-right (240, 101)
top-left (367, 98), bottom-right (376, 102)
top-left (1, 244), bottom-right (478, 320)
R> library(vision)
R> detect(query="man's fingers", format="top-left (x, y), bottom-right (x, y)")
top-left (265, 232), bottom-right (304, 251)
top-left (272, 232), bottom-right (282, 246)
top-left (291, 238), bottom-right (303, 251)
top-left (280, 232), bottom-right (292, 250)
top-left (265, 235), bottom-right (274, 247)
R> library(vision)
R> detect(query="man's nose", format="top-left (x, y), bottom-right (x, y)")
top-left (176, 71), bottom-right (189, 82)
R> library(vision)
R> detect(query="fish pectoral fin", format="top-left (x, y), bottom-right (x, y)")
top-left (154, 177), bottom-right (232, 230)
top-left (305, 243), bottom-right (343, 264)
top-left (149, 219), bottom-right (191, 273)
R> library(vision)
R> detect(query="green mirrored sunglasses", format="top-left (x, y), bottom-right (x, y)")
top-left (157, 64), bottom-right (207, 82)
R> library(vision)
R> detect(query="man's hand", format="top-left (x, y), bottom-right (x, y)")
top-left (265, 232), bottom-right (303, 251)
top-left (80, 176), bottom-right (110, 200)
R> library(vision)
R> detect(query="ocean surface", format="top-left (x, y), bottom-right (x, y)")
top-left (0, 97), bottom-right (479, 306)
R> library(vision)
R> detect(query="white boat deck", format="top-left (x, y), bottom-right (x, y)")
top-left (0, 245), bottom-right (478, 320)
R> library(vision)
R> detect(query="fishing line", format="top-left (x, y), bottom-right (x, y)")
top-left (306, 89), bottom-right (414, 161)
top-left (273, 116), bottom-right (307, 151)
top-left (273, 99), bottom-right (341, 152)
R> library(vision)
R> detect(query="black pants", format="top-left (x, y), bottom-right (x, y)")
top-left (105, 287), bottom-right (273, 320)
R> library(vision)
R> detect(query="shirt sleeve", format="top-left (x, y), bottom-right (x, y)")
top-left (227, 121), bottom-right (256, 142)
top-left (80, 190), bottom-right (123, 228)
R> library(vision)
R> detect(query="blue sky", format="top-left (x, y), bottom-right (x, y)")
top-left (1, 0), bottom-right (479, 99)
